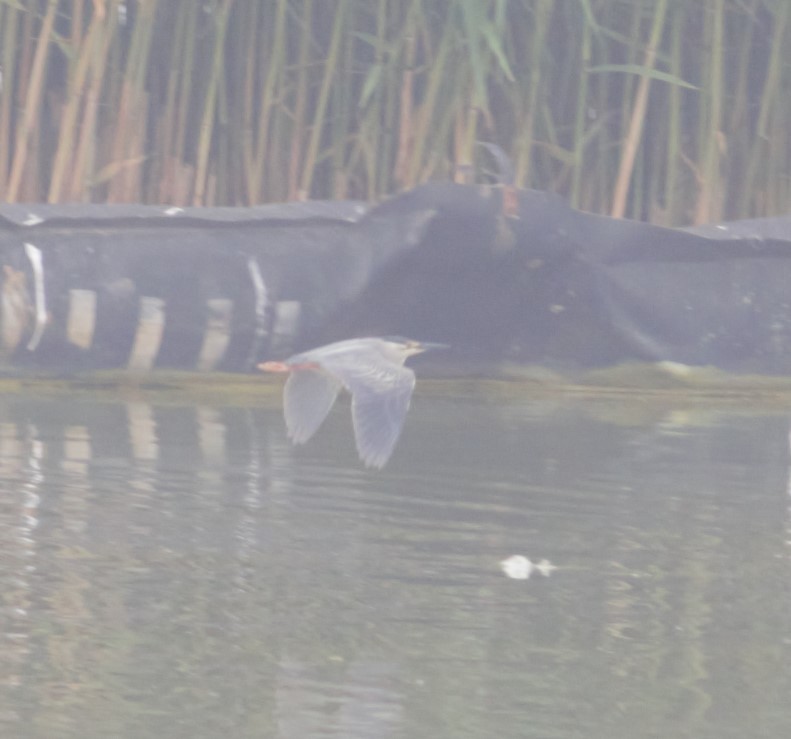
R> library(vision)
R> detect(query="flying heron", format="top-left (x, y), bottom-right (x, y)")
top-left (259, 337), bottom-right (447, 469)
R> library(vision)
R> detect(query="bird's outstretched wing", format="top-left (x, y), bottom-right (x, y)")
top-left (283, 368), bottom-right (342, 444)
top-left (332, 362), bottom-right (416, 469)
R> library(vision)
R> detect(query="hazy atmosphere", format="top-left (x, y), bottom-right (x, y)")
top-left (2, 3), bottom-right (791, 738)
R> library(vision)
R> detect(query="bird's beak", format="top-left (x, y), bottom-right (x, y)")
top-left (416, 341), bottom-right (450, 353)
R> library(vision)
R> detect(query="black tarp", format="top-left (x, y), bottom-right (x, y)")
top-left (1, 183), bottom-right (791, 376)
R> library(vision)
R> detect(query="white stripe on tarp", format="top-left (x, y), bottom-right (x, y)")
top-left (246, 257), bottom-right (268, 367)
top-left (196, 298), bottom-right (233, 371)
top-left (127, 296), bottom-right (165, 371)
top-left (273, 300), bottom-right (301, 342)
top-left (66, 289), bottom-right (97, 350)
top-left (23, 243), bottom-right (46, 351)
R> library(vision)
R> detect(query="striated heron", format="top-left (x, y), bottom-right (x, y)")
top-left (259, 337), bottom-right (446, 469)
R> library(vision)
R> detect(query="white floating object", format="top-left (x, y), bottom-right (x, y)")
top-left (533, 558), bottom-right (557, 577)
top-left (500, 555), bottom-right (556, 580)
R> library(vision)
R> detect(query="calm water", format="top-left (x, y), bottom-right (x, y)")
top-left (0, 387), bottom-right (790, 738)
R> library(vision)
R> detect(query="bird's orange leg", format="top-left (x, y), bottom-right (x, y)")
top-left (258, 360), bottom-right (321, 372)
top-left (258, 361), bottom-right (291, 372)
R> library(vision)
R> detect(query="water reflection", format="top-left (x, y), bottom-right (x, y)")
top-left (0, 392), bottom-right (790, 737)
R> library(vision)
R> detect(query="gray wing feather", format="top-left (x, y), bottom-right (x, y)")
top-left (347, 365), bottom-right (416, 469)
top-left (283, 368), bottom-right (342, 444)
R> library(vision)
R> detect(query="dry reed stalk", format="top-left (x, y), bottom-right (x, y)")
top-left (0, 1), bottom-right (785, 219)
top-left (610, 0), bottom-right (668, 218)
top-left (6, 0), bottom-right (58, 202)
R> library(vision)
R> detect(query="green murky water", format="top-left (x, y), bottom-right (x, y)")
top-left (0, 386), bottom-right (790, 738)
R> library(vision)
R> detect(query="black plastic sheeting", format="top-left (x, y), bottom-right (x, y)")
top-left (0, 183), bottom-right (790, 375)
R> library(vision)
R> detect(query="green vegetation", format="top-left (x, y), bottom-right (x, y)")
top-left (0, 0), bottom-right (788, 223)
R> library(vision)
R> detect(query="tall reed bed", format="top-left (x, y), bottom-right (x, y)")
top-left (0, 0), bottom-right (788, 223)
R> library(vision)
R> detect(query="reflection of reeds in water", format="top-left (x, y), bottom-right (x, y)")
top-left (0, 396), bottom-right (789, 734)
top-left (0, 421), bottom-right (37, 697)
top-left (0, 2), bottom-right (788, 222)
top-left (0, 400), bottom-right (286, 730)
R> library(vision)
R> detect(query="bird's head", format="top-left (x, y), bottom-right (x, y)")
top-left (381, 336), bottom-right (449, 360)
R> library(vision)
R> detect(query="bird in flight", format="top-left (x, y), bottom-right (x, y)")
top-left (259, 337), bottom-right (446, 468)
